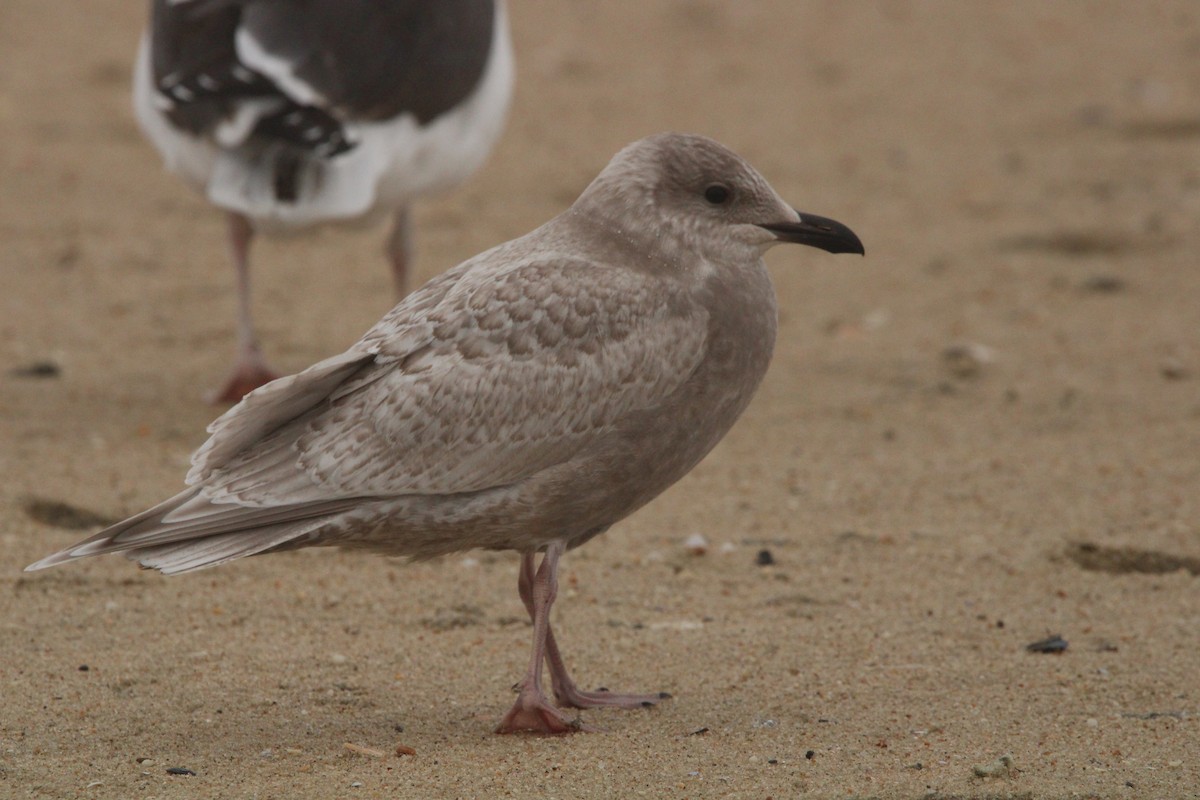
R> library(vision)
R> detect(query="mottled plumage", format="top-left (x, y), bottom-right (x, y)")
top-left (29, 134), bottom-right (864, 733)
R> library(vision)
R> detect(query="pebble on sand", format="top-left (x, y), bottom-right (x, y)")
top-left (972, 753), bottom-right (1015, 778)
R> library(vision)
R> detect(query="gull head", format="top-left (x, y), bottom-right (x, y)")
top-left (572, 132), bottom-right (864, 268)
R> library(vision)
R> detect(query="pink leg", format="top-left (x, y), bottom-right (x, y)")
top-left (208, 212), bottom-right (280, 404)
top-left (495, 542), bottom-right (587, 734)
top-left (385, 207), bottom-right (412, 299)
top-left (516, 552), bottom-right (670, 712)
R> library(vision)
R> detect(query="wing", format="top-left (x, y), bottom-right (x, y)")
top-left (149, 0), bottom-right (495, 137)
top-left (25, 256), bottom-right (708, 575)
top-left (191, 258), bottom-right (709, 505)
top-left (24, 262), bottom-right (475, 573)
top-left (238, 0), bottom-right (497, 123)
top-left (147, 0), bottom-right (348, 155)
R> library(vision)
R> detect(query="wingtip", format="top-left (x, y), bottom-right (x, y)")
top-left (24, 552), bottom-right (67, 572)
top-left (24, 537), bottom-right (118, 572)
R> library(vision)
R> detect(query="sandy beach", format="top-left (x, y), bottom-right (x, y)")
top-left (2, 2), bottom-right (1198, 797)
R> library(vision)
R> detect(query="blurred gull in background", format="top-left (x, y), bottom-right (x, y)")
top-left (134, 0), bottom-right (514, 401)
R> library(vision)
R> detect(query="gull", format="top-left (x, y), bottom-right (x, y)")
top-left (134, 0), bottom-right (514, 401)
top-left (29, 133), bottom-right (864, 734)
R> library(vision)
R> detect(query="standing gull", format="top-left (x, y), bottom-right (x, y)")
top-left (135, 0), bottom-right (514, 401)
top-left (29, 133), bottom-right (864, 734)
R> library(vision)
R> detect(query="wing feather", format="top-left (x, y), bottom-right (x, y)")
top-left (202, 258), bottom-right (708, 504)
top-left (29, 253), bottom-right (710, 576)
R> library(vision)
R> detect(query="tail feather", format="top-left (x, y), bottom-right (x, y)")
top-left (24, 488), bottom-right (357, 573)
top-left (129, 520), bottom-right (329, 575)
top-left (207, 137), bottom-right (382, 226)
top-left (25, 349), bottom-right (380, 576)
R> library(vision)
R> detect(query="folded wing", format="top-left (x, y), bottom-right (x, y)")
top-left (28, 258), bottom-right (708, 573)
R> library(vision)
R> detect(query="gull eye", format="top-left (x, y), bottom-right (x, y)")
top-left (704, 184), bottom-right (731, 205)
